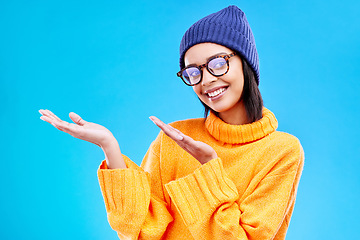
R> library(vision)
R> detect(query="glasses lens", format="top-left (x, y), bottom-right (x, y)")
top-left (182, 67), bottom-right (201, 85)
top-left (208, 57), bottom-right (228, 76)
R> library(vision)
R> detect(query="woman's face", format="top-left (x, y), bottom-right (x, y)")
top-left (184, 43), bottom-right (245, 118)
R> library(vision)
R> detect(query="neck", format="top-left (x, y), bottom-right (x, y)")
top-left (218, 101), bottom-right (250, 125)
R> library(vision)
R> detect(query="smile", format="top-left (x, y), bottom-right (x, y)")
top-left (207, 87), bottom-right (227, 97)
top-left (206, 87), bottom-right (227, 100)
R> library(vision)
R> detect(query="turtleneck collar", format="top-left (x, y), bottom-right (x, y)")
top-left (205, 108), bottom-right (278, 144)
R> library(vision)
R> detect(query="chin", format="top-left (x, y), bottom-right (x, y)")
top-left (207, 103), bottom-right (233, 113)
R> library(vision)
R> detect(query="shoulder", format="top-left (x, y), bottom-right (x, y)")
top-left (262, 131), bottom-right (304, 166)
top-left (269, 131), bottom-right (302, 149)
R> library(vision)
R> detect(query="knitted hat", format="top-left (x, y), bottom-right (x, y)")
top-left (179, 5), bottom-right (260, 85)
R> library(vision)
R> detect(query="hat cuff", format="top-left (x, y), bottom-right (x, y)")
top-left (179, 21), bottom-right (259, 84)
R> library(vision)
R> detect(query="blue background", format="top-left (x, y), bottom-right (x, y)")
top-left (1, 0), bottom-right (359, 239)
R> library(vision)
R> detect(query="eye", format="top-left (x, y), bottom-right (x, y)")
top-left (209, 58), bottom-right (227, 69)
top-left (184, 67), bottom-right (200, 78)
top-left (190, 71), bottom-right (200, 77)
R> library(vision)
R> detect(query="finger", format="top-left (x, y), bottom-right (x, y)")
top-left (56, 121), bottom-right (84, 137)
top-left (172, 131), bottom-right (197, 149)
top-left (149, 117), bottom-right (213, 161)
top-left (69, 112), bottom-right (86, 126)
top-left (40, 115), bottom-right (62, 130)
top-left (39, 109), bottom-right (61, 122)
top-left (40, 114), bottom-right (84, 139)
top-left (149, 116), bottom-right (177, 136)
top-left (39, 109), bottom-right (54, 119)
top-left (149, 116), bottom-right (183, 141)
top-left (40, 113), bottom-right (75, 132)
top-left (165, 125), bottom-right (204, 153)
top-left (149, 116), bottom-right (169, 130)
top-left (150, 117), bottom-right (197, 145)
top-left (168, 125), bottom-right (185, 137)
top-left (45, 109), bottom-right (62, 121)
top-left (167, 125), bottom-right (196, 143)
top-left (55, 119), bottom-right (77, 131)
top-left (40, 115), bottom-right (56, 125)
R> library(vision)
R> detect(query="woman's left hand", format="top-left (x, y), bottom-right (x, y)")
top-left (149, 116), bottom-right (218, 164)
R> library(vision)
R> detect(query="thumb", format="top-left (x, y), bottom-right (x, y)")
top-left (69, 112), bottom-right (87, 126)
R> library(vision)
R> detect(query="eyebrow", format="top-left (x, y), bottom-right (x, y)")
top-left (185, 52), bottom-right (229, 68)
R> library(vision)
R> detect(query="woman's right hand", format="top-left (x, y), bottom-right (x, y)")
top-left (39, 109), bottom-right (126, 169)
top-left (39, 109), bottom-right (113, 147)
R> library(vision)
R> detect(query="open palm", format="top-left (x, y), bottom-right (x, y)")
top-left (39, 109), bottom-right (114, 147)
top-left (149, 116), bottom-right (218, 164)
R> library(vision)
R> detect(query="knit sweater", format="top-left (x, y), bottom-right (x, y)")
top-left (97, 108), bottom-right (304, 240)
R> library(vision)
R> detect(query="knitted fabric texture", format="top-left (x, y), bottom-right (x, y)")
top-left (179, 5), bottom-right (260, 84)
top-left (97, 108), bottom-right (304, 239)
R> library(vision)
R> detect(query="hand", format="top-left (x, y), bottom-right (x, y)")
top-left (39, 109), bottom-right (126, 169)
top-left (39, 109), bottom-right (114, 148)
top-left (149, 116), bottom-right (218, 164)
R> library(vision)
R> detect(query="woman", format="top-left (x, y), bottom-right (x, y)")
top-left (39, 5), bottom-right (304, 240)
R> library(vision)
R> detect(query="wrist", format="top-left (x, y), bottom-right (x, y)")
top-left (198, 152), bottom-right (218, 165)
top-left (212, 153), bottom-right (218, 160)
top-left (100, 137), bottom-right (126, 169)
top-left (100, 134), bottom-right (118, 149)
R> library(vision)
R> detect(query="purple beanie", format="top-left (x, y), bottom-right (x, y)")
top-left (179, 5), bottom-right (260, 85)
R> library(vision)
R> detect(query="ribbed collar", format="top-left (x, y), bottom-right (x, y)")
top-left (205, 108), bottom-right (278, 144)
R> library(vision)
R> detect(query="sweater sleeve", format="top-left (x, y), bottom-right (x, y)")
top-left (97, 135), bottom-right (173, 240)
top-left (164, 142), bottom-right (304, 240)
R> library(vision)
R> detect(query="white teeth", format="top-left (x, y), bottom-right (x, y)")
top-left (207, 88), bottom-right (226, 97)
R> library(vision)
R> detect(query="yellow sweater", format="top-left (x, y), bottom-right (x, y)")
top-left (98, 108), bottom-right (304, 240)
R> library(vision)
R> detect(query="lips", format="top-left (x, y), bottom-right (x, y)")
top-left (204, 86), bottom-right (228, 100)
top-left (207, 87), bottom-right (226, 97)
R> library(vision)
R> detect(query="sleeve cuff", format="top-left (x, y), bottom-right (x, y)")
top-left (165, 158), bottom-right (239, 225)
top-left (97, 166), bottom-right (150, 213)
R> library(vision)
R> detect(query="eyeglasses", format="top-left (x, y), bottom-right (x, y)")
top-left (177, 52), bottom-right (236, 86)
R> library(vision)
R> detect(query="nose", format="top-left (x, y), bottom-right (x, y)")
top-left (201, 68), bottom-right (217, 86)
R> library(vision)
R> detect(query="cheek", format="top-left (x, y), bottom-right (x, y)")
top-left (236, 77), bottom-right (245, 92)
top-left (227, 70), bottom-right (244, 92)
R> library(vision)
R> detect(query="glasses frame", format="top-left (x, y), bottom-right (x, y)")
top-left (177, 52), bottom-right (237, 86)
